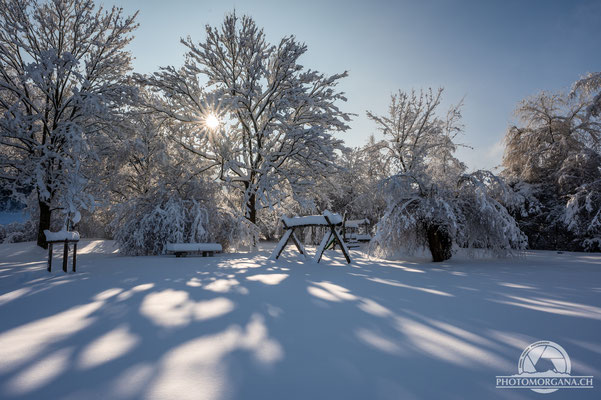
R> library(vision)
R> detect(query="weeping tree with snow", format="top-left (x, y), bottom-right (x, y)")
top-left (369, 88), bottom-right (526, 261)
top-left (0, 0), bottom-right (138, 247)
top-left (139, 12), bottom-right (351, 246)
top-left (503, 85), bottom-right (601, 251)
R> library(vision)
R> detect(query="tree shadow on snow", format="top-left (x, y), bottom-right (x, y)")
top-left (0, 241), bottom-right (600, 400)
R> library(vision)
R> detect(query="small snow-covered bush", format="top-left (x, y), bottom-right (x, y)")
top-left (371, 180), bottom-right (457, 261)
top-left (113, 196), bottom-right (189, 255)
top-left (0, 220), bottom-right (37, 244)
top-left (112, 189), bottom-right (241, 256)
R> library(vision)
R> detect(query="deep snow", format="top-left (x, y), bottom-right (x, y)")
top-left (0, 240), bottom-right (599, 400)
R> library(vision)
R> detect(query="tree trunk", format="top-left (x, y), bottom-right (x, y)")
top-left (427, 224), bottom-right (452, 262)
top-left (247, 192), bottom-right (257, 225)
top-left (247, 192), bottom-right (258, 250)
top-left (37, 198), bottom-right (51, 249)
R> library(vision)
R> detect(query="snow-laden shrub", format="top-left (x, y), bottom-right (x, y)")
top-left (0, 220), bottom-right (37, 244)
top-left (371, 180), bottom-right (457, 261)
top-left (113, 191), bottom-right (239, 256)
top-left (454, 172), bottom-right (527, 253)
top-left (502, 87), bottom-right (601, 251)
top-left (0, 193), bottom-right (66, 244)
top-left (368, 88), bottom-right (526, 261)
top-left (75, 208), bottom-right (112, 239)
top-left (564, 180), bottom-right (601, 251)
top-left (371, 172), bottom-right (526, 261)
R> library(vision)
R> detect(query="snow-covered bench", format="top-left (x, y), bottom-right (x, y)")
top-left (44, 230), bottom-right (80, 273)
top-left (343, 218), bottom-right (371, 247)
top-left (270, 211), bottom-right (351, 264)
top-left (165, 243), bottom-right (222, 258)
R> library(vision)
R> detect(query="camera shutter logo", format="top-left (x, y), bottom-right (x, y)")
top-left (496, 340), bottom-right (594, 393)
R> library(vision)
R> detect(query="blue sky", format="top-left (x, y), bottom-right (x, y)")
top-left (107, 0), bottom-right (601, 170)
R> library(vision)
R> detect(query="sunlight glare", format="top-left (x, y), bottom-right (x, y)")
top-left (205, 114), bottom-right (220, 129)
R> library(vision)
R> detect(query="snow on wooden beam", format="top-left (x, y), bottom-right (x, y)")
top-left (282, 211), bottom-right (343, 227)
top-left (44, 230), bottom-right (80, 241)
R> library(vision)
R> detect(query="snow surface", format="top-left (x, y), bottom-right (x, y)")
top-left (0, 240), bottom-right (600, 400)
top-left (165, 243), bottom-right (222, 252)
top-left (43, 230), bottom-right (80, 242)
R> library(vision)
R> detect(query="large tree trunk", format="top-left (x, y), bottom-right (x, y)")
top-left (426, 224), bottom-right (452, 262)
top-left (37, 198), bottom-right (51, 249)
top-left (247, 192), bottom-right (258, 250)
top-left (247, 192), bottom-right (257, 225)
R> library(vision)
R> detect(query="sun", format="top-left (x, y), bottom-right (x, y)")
top-left (205, 114), bottom-right (220, 129)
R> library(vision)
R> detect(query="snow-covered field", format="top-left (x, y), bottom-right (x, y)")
top-left (0, 240), bottom-right (599, 400)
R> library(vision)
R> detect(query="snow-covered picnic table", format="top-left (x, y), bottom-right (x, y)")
top-left (165, 243), bottom-right (223, 257)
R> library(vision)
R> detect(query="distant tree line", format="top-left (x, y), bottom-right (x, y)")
top-left (1, 0), bottom-right (599, 260)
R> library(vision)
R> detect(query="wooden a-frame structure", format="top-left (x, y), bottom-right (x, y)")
top-left (270, 213), bottom-right (352, 264)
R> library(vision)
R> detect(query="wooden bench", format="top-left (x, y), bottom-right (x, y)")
top-left (165, 243), bottom-right (222, 257)
top-left (343, 218), bottom-right (371, 246)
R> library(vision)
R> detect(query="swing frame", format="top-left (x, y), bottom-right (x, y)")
top-left (270, 214), bottom-right (352, 264)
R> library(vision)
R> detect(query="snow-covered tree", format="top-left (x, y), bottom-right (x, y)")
top-left (314, 136), bottom-right (388, 224)
top-left (247, 136), bottom-right (389, 245)
top-left (139, 12), bottom-right (351, 245)
top-left (108, 112), bottom-right (244, 255)
top-left (0, 0), bottom-right (138, 247)
top-left (370, 88), bottom-right (525, 261)
top-left (572, 71), bottom-right (601, 118)
top-left (503, 88), bottom-right (601, 250)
